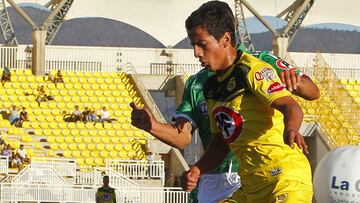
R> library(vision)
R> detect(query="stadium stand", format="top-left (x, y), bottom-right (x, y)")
top-left (0, 68), bottom-right (149, 168)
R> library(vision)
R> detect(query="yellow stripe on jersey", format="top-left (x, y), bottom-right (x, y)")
top-left (204, 52), bottom-right (312, 194)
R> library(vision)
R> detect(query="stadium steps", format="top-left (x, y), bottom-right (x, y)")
top-left (0, 69), bottom-right (152, 169)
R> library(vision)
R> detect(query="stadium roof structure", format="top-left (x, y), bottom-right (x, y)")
top-left (0, 6), bottom-right (166, 48)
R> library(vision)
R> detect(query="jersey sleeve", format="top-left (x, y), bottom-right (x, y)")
top-left (256, 51), bottom-right (304, 76)
top-left (247, 62), bottom-right (292, 106)
top-left (173, 80), bottom-right (197, 127)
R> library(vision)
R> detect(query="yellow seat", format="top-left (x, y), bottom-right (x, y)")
top-left (55, 136), bottom-right (65, 143)
top-left (87, 143), bottom-right (96, 150)
top-left (96, 144), bottom-right (105, 151)
top-left (72, 150), bottom-right (82, 158)
top-left (106, 144), bottom-right (114, 151)
top-left (65, 136), bottom-right (74, 143)
top-left (59, 143), bottom-right (68, 150)
top-left (82, 150), bottom-right (91, 158)
top-left (50, 143), bottom-right (59, 150)
top-left (85, 158), bottom-right (94, 166)
top-left (78, 143), bottom-right (87, 150)
top-left (100, 151), bottom-right (109, 158)
top-left (77, 158), bottom-right (85, 165)
top-left (91, 151), bottom-right (100, 158)
top-left (94, 158), bottom-right (104, 166)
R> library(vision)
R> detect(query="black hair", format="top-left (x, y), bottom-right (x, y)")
top-left (185, 1), bottom-right (236, 46)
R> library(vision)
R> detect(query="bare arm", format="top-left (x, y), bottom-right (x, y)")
top-left (149, 117), bottom-right (192, 149)
top-left (280, 70), bottom-right (320, 101)
top-left (271, 96), bottom-right (308, 154)
top-left (181, 134), bottom-right (229, 191)
top-left (130, 102), bottom-right (192, 149)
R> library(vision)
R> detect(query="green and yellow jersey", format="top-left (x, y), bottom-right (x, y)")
top-left (96, 186), bottom-right (116, 203)
top-left (203, 51), bottom-right (312, 193)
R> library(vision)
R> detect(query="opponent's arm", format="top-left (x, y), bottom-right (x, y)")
top-left (130, 102), bottom-right (192, 149)
top-left (181, 134), bottom-right (229, 192)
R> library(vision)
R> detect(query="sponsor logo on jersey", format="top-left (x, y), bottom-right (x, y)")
top-left (254, 67), bottom-right (276, 81)
top-left (198, 101), bottom-right (208, 116)
top-left (102, 194), bottom-right (113, 201)
top-left (275, 193), bottom-right (288, 201)
top-left (227, 77), bottom-right (236, 92)
top-left (267, 82), bottom-right (285, 94)
top-left (276, 59), bottom-right (300, 72)
top-left (270, 167), bottom-right (282, 176)
top-left (212, 106), bottom-right (243, 144)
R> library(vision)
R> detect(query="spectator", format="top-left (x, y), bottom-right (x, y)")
top-left (8, 105), bottom-right (20, 126)
top-left (12, 153), bottom-right (23, 170)
top-left (90, 109), bottom-right (99, 125)
top-left (62, 110), bottom-right (73, 122)
top-left (53, 70), bottom-right (64, 84)
top-left (17, 144), bottom-right (29, 163)
top-left (71, 105), bottom-right (82, 122)
top-left (1, 66), bottom-right (11, 86)
top-left (99, 107), bottom-right (111, 127)
top-left (1, 144), bottom-right (13, 167)
top-left (19, 107), bottom-right (28, 127)
top-left (146, 151), bottom-right (155, 178)
top-left (35, 87), bottom-right (48, 106)
top-left (82, 107), bottom-right (91, 123)
top-left (0, 131), bottom-right (6, 146)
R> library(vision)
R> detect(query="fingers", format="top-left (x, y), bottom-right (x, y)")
top-left (295, 134), bottom-right (309, 154)
top-left (285, 130), bottom-right (309, 154)
top-left (181, 167), bottom-right (200, 192)
top-left (281, 69), bottom-right (301, 92)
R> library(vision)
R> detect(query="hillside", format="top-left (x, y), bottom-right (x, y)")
top-left (1, 6), bottom-right (359, 53)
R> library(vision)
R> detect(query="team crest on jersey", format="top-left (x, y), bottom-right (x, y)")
top-left (276, 59), bottom-right (300, 72)
top-left (226, 77), bottom-right (236, 92)
top-left (102, 194), bottom-right (112, 201)
top-left (267, 82), bottom-right (285, 94)
top-left (254, 67), bottom-right (276, 82)
top-left (198, 101), bottom-right (208, 116)
top-left (212, 106), bottom-right (243, 144)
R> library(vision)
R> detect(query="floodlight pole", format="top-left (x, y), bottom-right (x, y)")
top-left (5, 0), bottom-right (73, 75)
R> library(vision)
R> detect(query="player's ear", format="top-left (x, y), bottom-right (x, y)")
top-left (221, 32), bottom-right (232, 47)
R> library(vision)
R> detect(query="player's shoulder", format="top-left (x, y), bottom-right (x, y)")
top-left (238, 52), bottom-right (269, 70)
top-left (187, 68), bottom-right (213, 83)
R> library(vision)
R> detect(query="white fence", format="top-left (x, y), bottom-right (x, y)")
top-left (12, 165), bottom-right (67, 186)
top-left (106, 159), bottom-right (165, 185)
top-left (0, 156), bottom-right (8, 175)
top-left (31, 157), bottom-right (77, 177)
top-left (0, 183), bottom-right (188, 203)
top-left (1, 45), bottom-right (360, 78)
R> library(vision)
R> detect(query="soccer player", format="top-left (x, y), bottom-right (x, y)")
top-left (96, 175), bottom-right (117, 203)
top-left (130, 42), bottom-right (318, 203)
top-left (130, 23), bottom-right (319, 203)
top-left (181, 1), bottom-right (313, 202)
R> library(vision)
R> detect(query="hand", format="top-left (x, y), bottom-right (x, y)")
top-left (130, 102), bottom-right (153, 132)
top-left (284, 129), bottom-right (309, 154)
top-left (181, 166), bottom-right (200, 192)
top-left (280, 69), bottom-right (301, 92)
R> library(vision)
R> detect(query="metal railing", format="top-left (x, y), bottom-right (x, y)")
top-left (1, 45), bottom-right (360, 77)
top-left (0, 156), bottom-right (8, 175)
top-left (31, 157), bottom-right (77, 177)
top-left (106, 159), bottom-right (165, 185)
top-left (0, 183), bottom-right (188, 203)
top-left (12, 165), bottom-right (67, 185)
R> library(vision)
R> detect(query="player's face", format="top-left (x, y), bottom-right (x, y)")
top-left (189, 26), bottom-right (227, 72)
